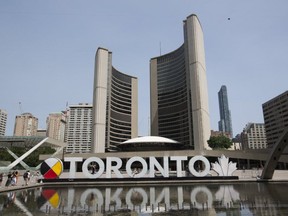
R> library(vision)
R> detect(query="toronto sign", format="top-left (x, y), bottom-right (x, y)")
top-left (41, 155), bottom-right (237, 179)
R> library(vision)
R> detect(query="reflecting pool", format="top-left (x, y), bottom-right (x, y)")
top-left (1, 182), bottom-right (288, 215)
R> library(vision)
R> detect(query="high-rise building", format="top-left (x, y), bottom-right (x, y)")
top-left (0, 109), bottom-right (8, 136)
top-left (218, 85), bottom-right (233, 138)
top-left (262, 91), bottom-right (288, 148)
top-left (46, 112), bottom-right (67, 142)
top-left (36, 129), bottom-right (47, 137)
top-left (92, 48), bottom-right (138, 153)
top-left (240, 123), bottom-right (267, 149)
top-left (14, 113), bottom-right (38, 136)
top-left (150, 14), bottom-right (211, 150)
top-left (65, 103), bottom-right (92, 153)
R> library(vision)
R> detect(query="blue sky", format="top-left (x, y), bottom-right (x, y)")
top-left (1, 0), bottom-right (288, 137)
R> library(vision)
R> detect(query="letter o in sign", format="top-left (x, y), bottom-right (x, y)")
top-left (188, 155), bottom-right (210, 177)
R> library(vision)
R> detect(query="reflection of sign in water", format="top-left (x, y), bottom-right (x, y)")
top-left (40, 158), bottom-right (63, 179)
top-left (38, 185), bottom-right (240, 214)
top-left (215, 185), bottom-right (240, 207)
top-left (42, 189), bottom-right (60, 208)
top-left (211, 155), bottom-right (237, 176)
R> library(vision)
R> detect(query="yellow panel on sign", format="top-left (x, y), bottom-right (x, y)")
top-left (49, 193), bottom-right (60, 208)
top-left (51, 161), bottom-right (63, 176)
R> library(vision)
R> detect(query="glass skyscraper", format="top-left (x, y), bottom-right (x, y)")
top-left (218, 85), bottom-right (233, 138)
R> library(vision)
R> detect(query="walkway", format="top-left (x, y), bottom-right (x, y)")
top-left (0, 173), bottom-right (41, 193)
top-left (0, 170), bottom-right (288, 194)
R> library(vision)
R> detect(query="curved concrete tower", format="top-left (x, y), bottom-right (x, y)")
top-left (150, 14), bottom-right (211, 151)
top-left (92, 48), bottom-right (138, 153)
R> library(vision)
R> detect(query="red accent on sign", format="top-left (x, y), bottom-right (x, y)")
top-left (43, 169), bottom-right (58, 179)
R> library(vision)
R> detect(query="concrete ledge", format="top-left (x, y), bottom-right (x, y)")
top-left (1, 170), bottom-right (287, 193)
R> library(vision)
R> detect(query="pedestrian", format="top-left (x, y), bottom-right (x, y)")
top-left (91, 165), bottom-right (96, 174)
top-left (11, 171), bottom-right (19, 186)
top-left (0, 173), bottom-right (3, 187)
top-left (23, 170), bottom-right (30, 186)
top-left (35, 171), bottom-right (40, 183)
top-left (5, 172), bottom-right (12, 187)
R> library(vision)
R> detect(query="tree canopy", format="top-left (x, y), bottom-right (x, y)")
top-left (207, 135), bottom-right (233, 149)
top-left (0, 146), bottom-right (55, 169)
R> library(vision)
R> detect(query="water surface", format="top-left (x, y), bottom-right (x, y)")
top-left (1, 182), bottom-right (288, 215)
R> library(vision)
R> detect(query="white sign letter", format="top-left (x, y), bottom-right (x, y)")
top-left (149, 156), bottom-right (169, 178)
top-left (188, 155), bottom-right (210, 177)
top-left (170, 156), bottom-right (187, 177)
top-left (82, 157), bottom-right (105, 178)
top-left (106, 157), bottom-right (123, 178)
top-left (126, 156), bottom-right (147, 178)
top-left (64, 157), bottom-right (83, 178)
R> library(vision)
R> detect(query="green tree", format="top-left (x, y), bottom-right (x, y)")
top-left (207, 135), bottom-right (233, 149)
top-left (0, 146), bottom-right (55, 168)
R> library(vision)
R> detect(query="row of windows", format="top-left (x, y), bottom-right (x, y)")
top-left (111, 91), bottom-right (131, 107)
top-left (70, 111), bottom-right (92, 114)
top-left (67, 134), bottom-right (91, 138)
top-left (159, 98), bottom-right (188, 109)
top-left (157, 62), bottom-right (185, 80)
top-left (110, 118), bottom-right (131, 127)
top-left (263, 95), bottom-right (288, 109)
top-left (158, 75), bottom-right (186, 93)
top-left (157, 58), bottom-right (185, 77)
top-left (110, 122), bottom-right (131, 131)
top-left (68, 118), bottom-right (90, 121)
top-left (158, 88), bottom-right (187, 107)
top-left (111, 77), bottom-right (132, 92)
top-left (110, 127), bottom-right (131, 136)
top-left (111, 83), bottom-right (131, 98)
top-left (111, 82), bottom-right (132, 97)
top-left (159, 131), bottom-right (190, 144)
top-left (67, 141), bottom-right (91, 144)
top-left (159, 116), bottom-right (189, 128)
top-left (159, 109), bottom-right (189, 122)
top-left (158, 88), bottom-right (187, 102)
top-left (111, 102), bottom-right (131, 115)
top-left (110, 134), bottom-right (130, 144)
top-left (157, 45), bottom-right (185, 64)
top-left (67, 125), bottom-right (92, 128)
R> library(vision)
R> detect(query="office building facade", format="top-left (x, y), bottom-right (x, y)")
top-left (262, 91), bottom-right (288, 148)
top-left (0, 109), bottom-right (7, 136)
top-left (241, 123), bottom-right (267, 149)
top-left (46, 112), bottom-right (66, 142)
top-left (65, 103), bottom-right (92, 153)
top-left (218, 85), bottom-right (233, 138)
top-left (150, 14), bottom-right (211, 150)
top-left (14, 113), bottom-right (38, 136)
top-left (92, 48), bottom-right (138, 153)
